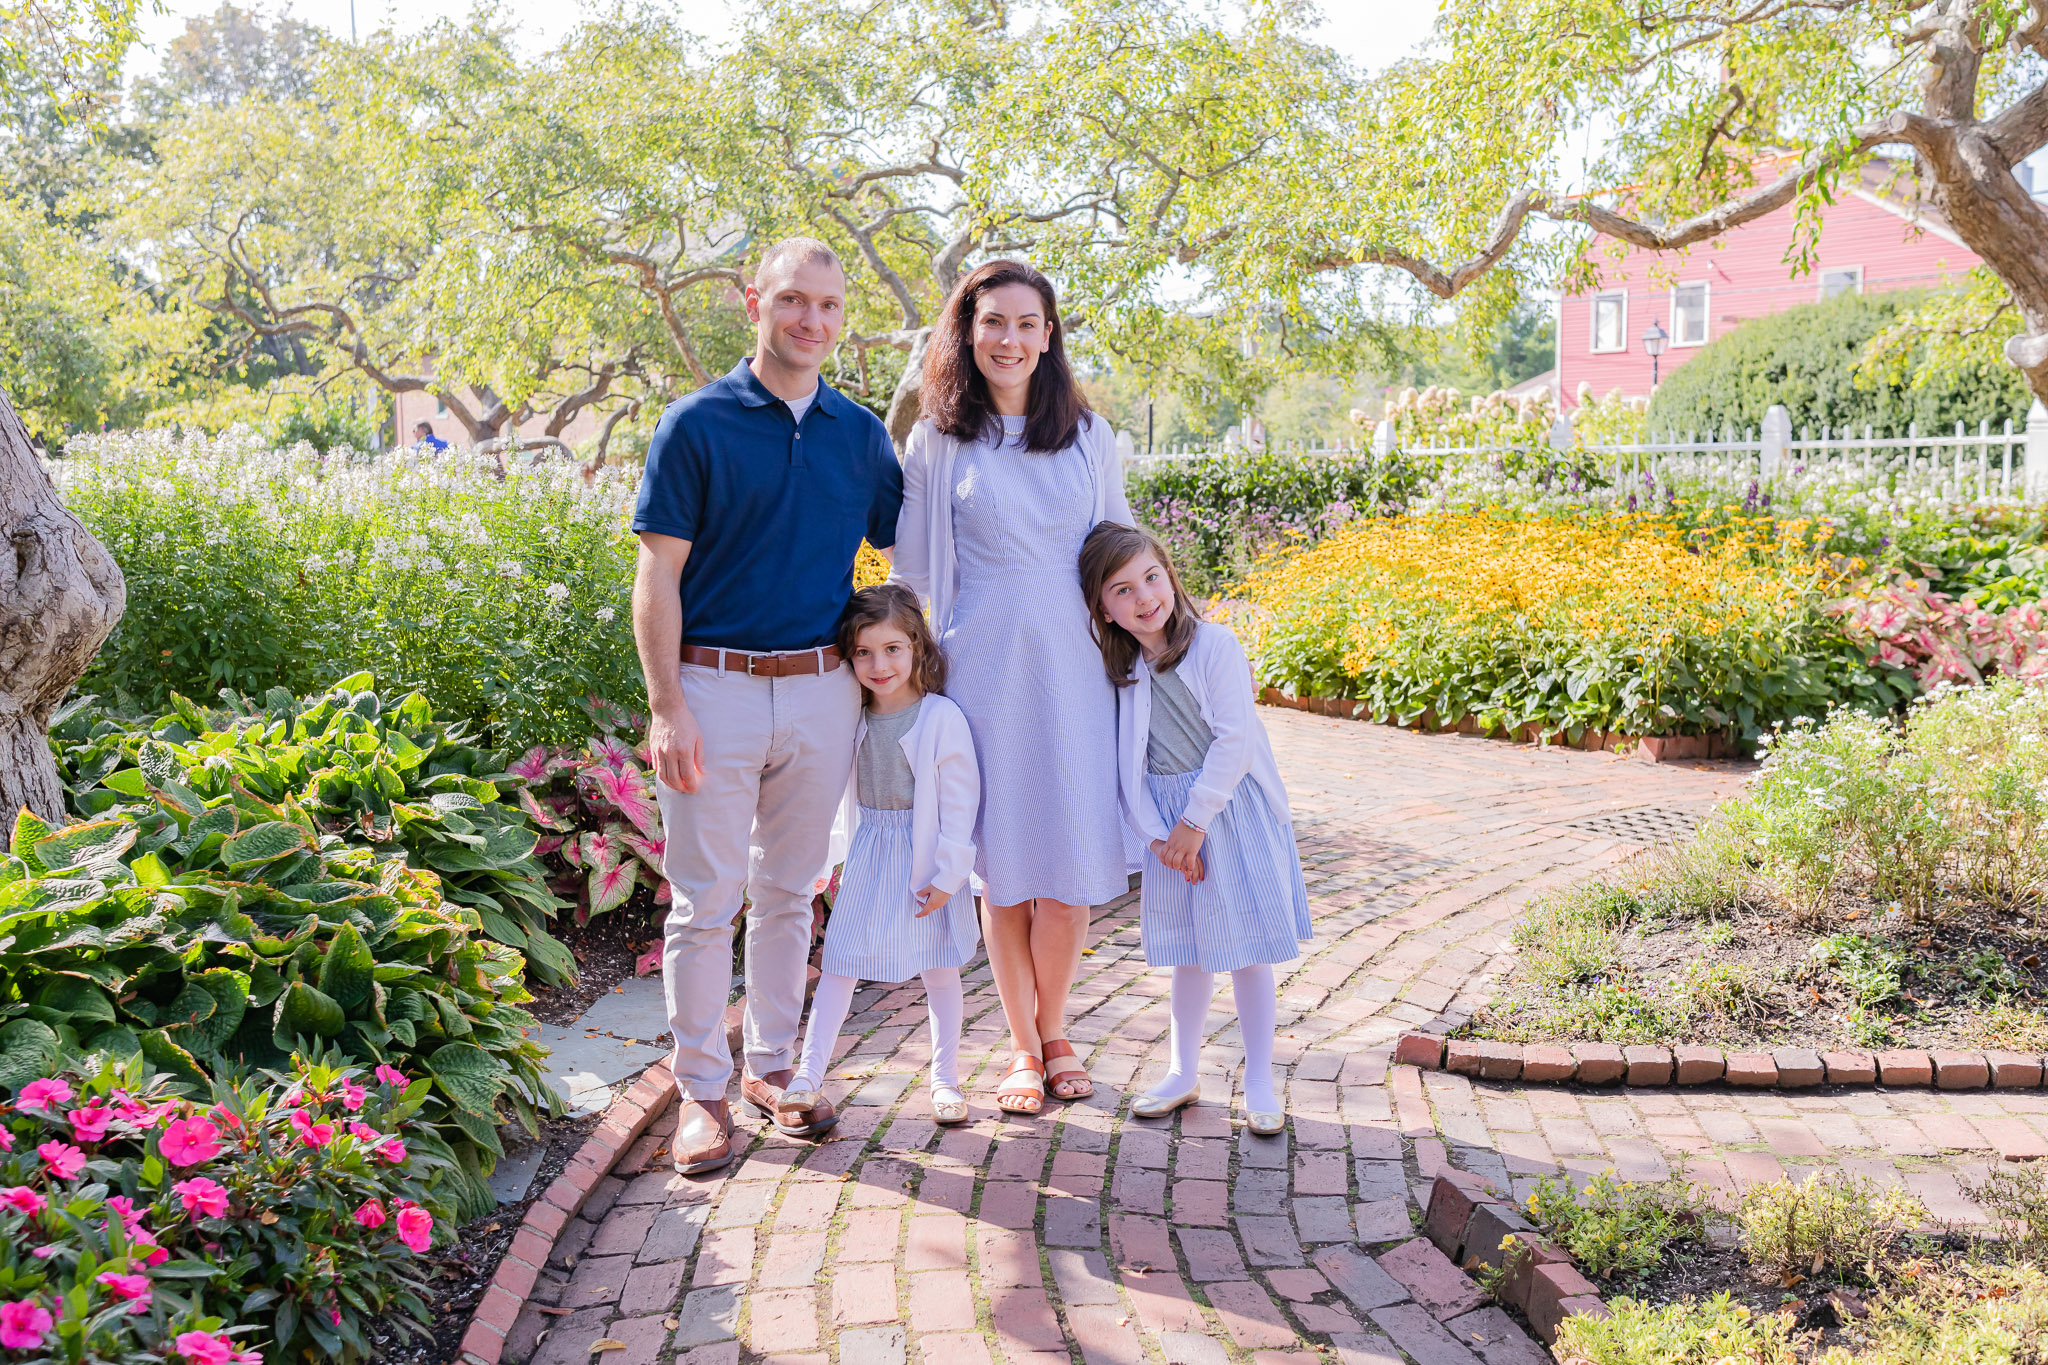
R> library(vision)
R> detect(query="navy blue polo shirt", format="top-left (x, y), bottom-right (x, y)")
top-left (632, 358), bottom-right (903, 652)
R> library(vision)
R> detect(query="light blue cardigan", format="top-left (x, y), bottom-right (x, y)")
top-left (1114, 620), bottom-right (1295, 843)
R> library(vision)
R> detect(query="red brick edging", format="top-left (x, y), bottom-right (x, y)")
top-left (457, 1063), bottom-right (678, 1365)
top-left (1421, 1170), bottom-right (1608, 1346)
top-left (1257, 688), bottom-right (1733, 762)
top-left (1397, 1031), bottom-right (2045, 1091)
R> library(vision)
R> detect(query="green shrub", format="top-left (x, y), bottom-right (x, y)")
top-left (52, 675), bottom-right (576, 985)
top-left (1644, 289), bottom-right (2032, 441)
top-left (1524, 1172), bottom-right (1712, 1282)
top-left (0, 771), bottom-right (554, 1218)
top-left (1737, 1173), bottom-right (1923, 1283)
top-left (0, 1056), bottom-right (446, 1365)
top-left (1126, 447), bottom-right (1427, 595)
top-left (50, 428), bottom-right (639, 748)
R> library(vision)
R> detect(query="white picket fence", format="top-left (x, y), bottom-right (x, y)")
top-left (1126, 399), bottom-right (2048, 502)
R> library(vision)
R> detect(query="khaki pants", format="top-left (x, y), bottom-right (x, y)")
top-left (656, 659), bottom-right (859, 1100)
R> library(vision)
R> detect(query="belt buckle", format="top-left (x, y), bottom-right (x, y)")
top-left (744, 653), bottom-right (768, 677)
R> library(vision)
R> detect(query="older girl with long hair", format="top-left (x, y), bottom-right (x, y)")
top-left (893, 260), bottom-right (1130, 1114)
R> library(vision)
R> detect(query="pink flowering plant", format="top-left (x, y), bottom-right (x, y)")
top-left (0, 1057), bottom-right (446, 1365)
top-left (1827, 574), bottom-right (2048, 690)
top-left (510, 697), bottom-right (671, 919)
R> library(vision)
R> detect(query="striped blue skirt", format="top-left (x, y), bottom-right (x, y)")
top-left (1141, 770), bottom-right (1312, 972)
top-left (821, 806), bottom-right (980, 982)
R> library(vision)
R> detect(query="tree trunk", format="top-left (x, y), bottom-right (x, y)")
top-left (885, 328), bottom-right (933, 451)
top-left (0, 385), bottom-right (124, 825)
top-left (1922, 133), bottom-right (2048, 405)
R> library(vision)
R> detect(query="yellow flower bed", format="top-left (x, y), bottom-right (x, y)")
top-left (854, 541), bottom-right (891, 589)
top-left (1233, 509), bottom-right (1887, 740)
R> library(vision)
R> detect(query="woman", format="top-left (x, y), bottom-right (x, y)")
top-left (893, 259), bottom-right (1132, 1114)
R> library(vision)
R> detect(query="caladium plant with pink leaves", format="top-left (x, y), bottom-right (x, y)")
top-left (501, 696), bottom-right (669, 922)
top-left (1828, 575), bottom-right (2048, 690)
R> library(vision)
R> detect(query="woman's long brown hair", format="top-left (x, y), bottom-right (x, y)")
top-left (1079, 522), bottom-right (1202, 687)
top-left (921, 259), bottom-right (1089, 453)
top-left (838, 584), bottom-right (948, 704)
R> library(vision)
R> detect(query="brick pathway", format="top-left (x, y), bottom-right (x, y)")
top-left (504, 711), bottom-right (1965, 1365)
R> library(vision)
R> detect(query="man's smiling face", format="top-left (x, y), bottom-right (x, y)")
top-left (748, 256), bottom-right (846, 377)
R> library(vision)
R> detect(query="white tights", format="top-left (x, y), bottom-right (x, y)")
top-left (1142, 963), bottom-right (1279, 1113)
top-left (793, 966), bottom-right (965, 1103)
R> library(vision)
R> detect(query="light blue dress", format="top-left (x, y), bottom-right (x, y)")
top-left (942, 416), bottom-right (1127, 908)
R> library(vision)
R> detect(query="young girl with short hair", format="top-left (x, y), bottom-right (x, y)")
top-left (776, 584), bottom-right (982, 1127)
top-left (1078, 523), bottom-right (1311, 1134)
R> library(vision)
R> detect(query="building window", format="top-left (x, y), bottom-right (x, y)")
top-left (1672, 283), bottom-right (1709, 346)
top-left (1821, 267), bottom-right (1863, 300)
top-left (1591, 292), bottom-right (1627, 353)
top-left (436, 394), bottom-right (447, 415)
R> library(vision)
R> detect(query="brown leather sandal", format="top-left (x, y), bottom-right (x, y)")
top-left (1042, 1039), bottom-right (1093, 1101)
top-left (996, 1054), bottom-right (1045, 1115)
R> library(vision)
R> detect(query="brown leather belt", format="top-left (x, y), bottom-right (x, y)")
top-left (679, 644), bottom-right (843, 677)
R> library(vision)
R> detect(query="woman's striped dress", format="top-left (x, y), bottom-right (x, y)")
top-left (1139, 664), bottom-right (1312, 973)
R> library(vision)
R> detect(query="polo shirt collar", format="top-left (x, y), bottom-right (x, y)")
top-left (728, 357), bottom-right (845, 419)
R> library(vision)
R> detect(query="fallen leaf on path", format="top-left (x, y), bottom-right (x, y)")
top-left (589, 1339), bottom-right (626, 1353)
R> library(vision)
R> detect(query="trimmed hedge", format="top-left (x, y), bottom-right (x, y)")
top-left (1644, 289), bottom-right (2032, 440)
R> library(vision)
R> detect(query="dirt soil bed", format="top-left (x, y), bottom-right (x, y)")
top-left (526, 902), bottom-right (664, 1027)
top-left (1472, 892), bottom-right (2048, 1053)
top-left (372, 1108), bottom-right (603, 1365)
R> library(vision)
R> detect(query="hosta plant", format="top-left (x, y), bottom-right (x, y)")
top-left (0, 1055), bottom-right (446, 1365)
top-left (0, 781), bottom-right (555, 1218)
top-left (52, 676), bottom-right (576, 986)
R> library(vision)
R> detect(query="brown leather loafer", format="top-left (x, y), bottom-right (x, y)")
top-left (742, 1069), bottom-right (838, 1138)
top-left (671, 1097), bottom-right (735, 1174)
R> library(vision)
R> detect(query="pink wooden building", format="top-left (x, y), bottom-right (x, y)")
top-left (1555, 162), bottom-right (1984, 410)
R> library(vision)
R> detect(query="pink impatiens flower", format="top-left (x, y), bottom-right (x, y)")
top-left (129, 1227), bottom-right (169, 1268)
top-left (16, 1079), bottom-right (72, 1113)
top-left (175, 1330), bottom-right (235, 1365)
top-left (0, 1187), bottom-right (45, 1216)
top-left (289, 1110), bottom-right (334, 1147)
top-left (374, 1064), bottom-right (407, 1087)
top-left (378, 1137), bottom-right (407, 1165)
top-left (353, 1199), bottom-right (386, 1229)
top-left (95, 1272), bottom-right (152, 1314)
top-left (173, 1177), bottom-right (229, 1218)
top-left (69, 1104), bottom-right (112, 1143)
top-left (393, 1201), bottom-right (432, 1252)
top-left (339, 1082), bottom-right (366, 1112)
top-left (348, 1122), bottom-right (378, 1142)
top-left (103, 1194), bottom-right (146, 1230)
top-left (0, 1299), bottom-right (51, 1349)
top-left (159, 1117), bottom-right (222, 1166)
top-left (38, 1141), bottom-right (85, 1180)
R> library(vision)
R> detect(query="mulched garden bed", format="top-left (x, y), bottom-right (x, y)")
top-left (1472, 890), bottom-right (2048, 1054)
top-left (526, 902), bottom-right (665, 1027)
top-left (373, 1107), bottom-right (603, 1365)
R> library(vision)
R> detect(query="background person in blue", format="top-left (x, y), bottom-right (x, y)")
top-left (631, 237), bottom-right (904, 1175)
top-left (411, 421), bottom-right (448, 453)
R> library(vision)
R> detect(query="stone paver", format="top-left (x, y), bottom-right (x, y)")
top-left (530, 711), bottom-right (2012, 1365)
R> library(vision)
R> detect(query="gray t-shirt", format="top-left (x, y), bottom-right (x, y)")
top-left (857, 699), bottom-right (921, 809)
top-left (1146, 663), bottom-right (1213, 775)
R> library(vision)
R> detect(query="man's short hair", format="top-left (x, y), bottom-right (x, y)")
top-left (413, 421), bottom-right (432, 435)
top-left (753, 236), bottom-right (844, 292)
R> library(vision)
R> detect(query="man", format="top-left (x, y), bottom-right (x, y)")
top-left (631, 237), bottom-right (904, 1174)
top-left (412, 421), bottom-right (449, 453)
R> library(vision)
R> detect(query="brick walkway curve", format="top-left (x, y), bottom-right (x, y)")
top-left (495, 711), bottom-right (2015, 1365)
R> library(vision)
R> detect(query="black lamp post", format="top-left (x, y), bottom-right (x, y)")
top-left (1642, 318), bottom-right (1669, 389)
